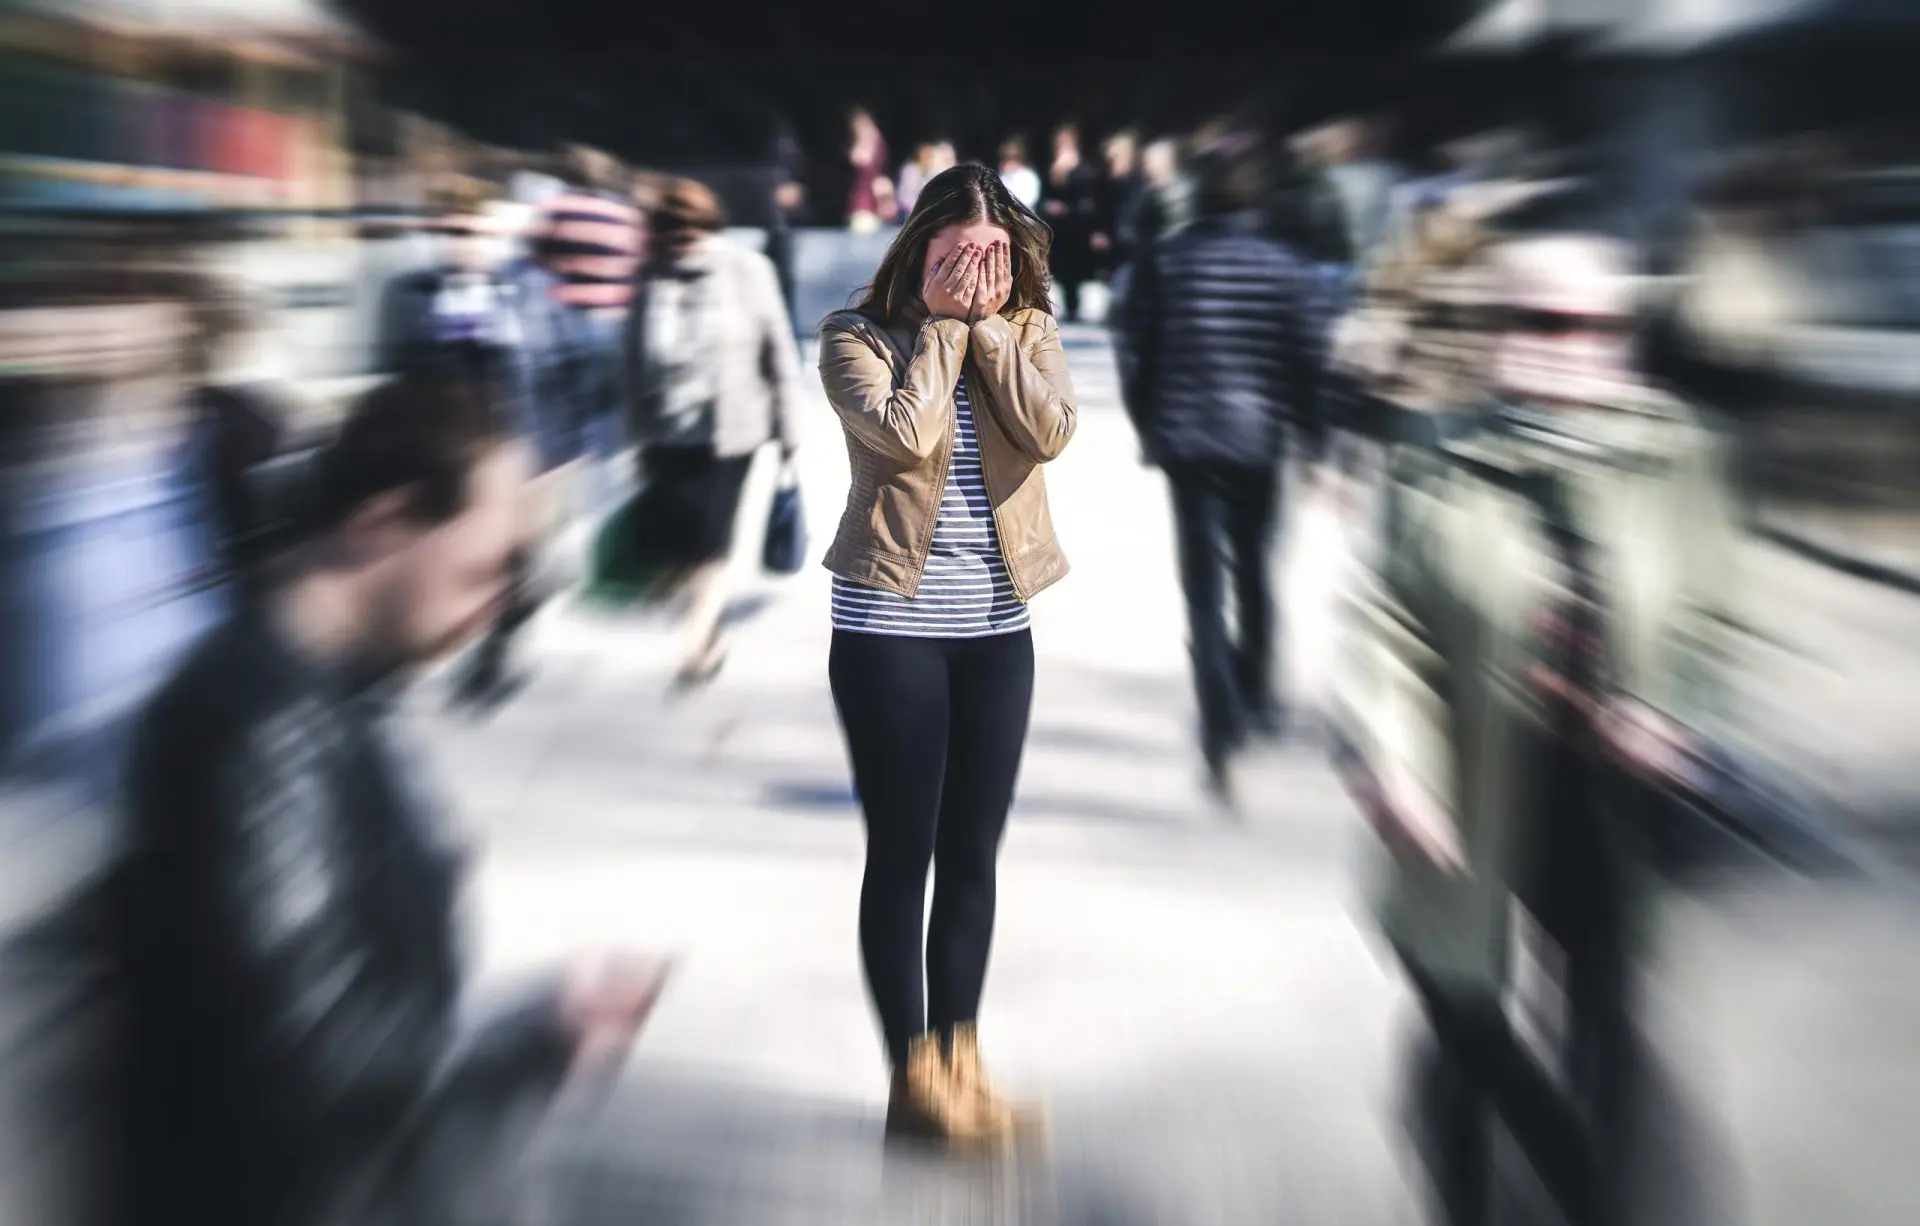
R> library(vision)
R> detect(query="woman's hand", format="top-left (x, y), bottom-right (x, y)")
top-left (968, 240), bottom-right (1011, 323)
top-left (922, 243), bottom-right (981, 321)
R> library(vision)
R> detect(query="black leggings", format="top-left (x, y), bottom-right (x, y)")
top-left (828, 628), bottom-right (1035, 1068)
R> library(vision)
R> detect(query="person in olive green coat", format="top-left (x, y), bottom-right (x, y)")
top-left (1331, 228), bottom-right (1745, 1226)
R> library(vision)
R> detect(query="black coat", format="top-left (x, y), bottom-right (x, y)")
top-left (112, 609), bottom-right (574, 1226)
top-left (1038, 160), bottom-right (1105, 278)
top-left (1117, 210), bottom-right (1328, 468)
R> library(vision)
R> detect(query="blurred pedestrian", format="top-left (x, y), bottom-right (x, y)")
top-left (1320, 115), bottom-right (1406, 275)
top-left (896, 142), bottom-right (942, 218)
top-left (113, 370), bottom-right (672, 1226)
top-left (997, 135), bottom-right (1040, 209)
top-left (1334, 214), bottom-right (1745, 1226)
top-left (1136, 136), bottom-right (1193, 242)
top-left (766, 118), bottom-right (810, 324)
top-left (374, 180), bottom-right (520, 385)
top-left (818, 163), bottom-right (1075, 1146)
top-left (1099, 128), bottom-right (1142, 270)
top-left (1038, 122), bottom-right (1103, 322)
top-left (626, 177), bottom-right (801, 690)
top-left (847, 107), bottom-right (895, 233)
top-left (375, 182), bottom-right (580, 711)
top-left (174, 275), bottom-right (300, 607)
top-left (1117, 143), bottom-right (1327, 804)
top-left (535, 144), bottom-right (645, 472)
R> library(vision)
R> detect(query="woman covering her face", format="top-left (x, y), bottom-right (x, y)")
top-left (816, 163), bottom-right (1076, 1147)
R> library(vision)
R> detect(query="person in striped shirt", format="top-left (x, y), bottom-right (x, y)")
top-left (538, 145), bottom-right (645, 313)
top-left (532, 146), bottom-right (645, 488)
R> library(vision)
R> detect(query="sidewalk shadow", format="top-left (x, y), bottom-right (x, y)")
top-left (719, 592), bottom-right (779, 633)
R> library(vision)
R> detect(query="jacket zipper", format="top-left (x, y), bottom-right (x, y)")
top-left (908, 387), bottom-right (954, 597)
top-left (966, 361), bottom-right (1031, 603)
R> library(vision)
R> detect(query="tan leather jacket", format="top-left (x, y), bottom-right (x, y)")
top-left (818, 303), bottom-right (1076, 600)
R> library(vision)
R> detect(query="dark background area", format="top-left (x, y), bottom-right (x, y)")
top-left (334, 0), bottom-right (1486, 200)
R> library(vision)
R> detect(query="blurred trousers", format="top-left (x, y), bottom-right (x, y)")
top-left (1406, 746), bottom-right (1639, 1226)
top-left (1164, 460), bottom-right (1282, 753)
top-left (829, 628), bottom-right (1034, 1067)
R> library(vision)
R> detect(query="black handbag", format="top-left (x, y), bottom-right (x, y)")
top-left (761, 458), bottom-right (807, 575)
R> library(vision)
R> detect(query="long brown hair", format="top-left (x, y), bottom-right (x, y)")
top-left (852, 163), bottom-right (1053, 323)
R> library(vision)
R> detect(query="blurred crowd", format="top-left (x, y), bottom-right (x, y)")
top-left (2, 3), bottom-right (1919, 1224)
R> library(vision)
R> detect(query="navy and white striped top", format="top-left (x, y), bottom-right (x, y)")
top-left (831, 378), bottom-right (1031, 639)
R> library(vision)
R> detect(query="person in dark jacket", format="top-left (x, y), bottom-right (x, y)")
top-left (113, 371), bottom-right (670, 1226)
top-left (1038, 122), bottom-right (1106, 322)
top-left (1118, 143), bottom-right (1328, 804)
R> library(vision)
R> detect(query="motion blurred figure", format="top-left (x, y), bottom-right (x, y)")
top-left (1334, 207), bottom-right (1744, 1226)
top-left (847, 107), bottom-right (895, 233)
top-left (174, 275), bottom-right (302, 607)
top-left (1118, 143), bottom-right (1327, 803)
top-left (895, 142), bottom-right (942, 219)
top-left (1098, 128), bottom-right (1141, 273)
top-left (112, 372), bottom-right (669, 1226)
top-left (997, 135), bottom-right (1041, 210)
top-left (1039, 122), bottom-right (1104, 322)
top-left (626, 177), bottom-right (801, 689)
top-left (534, 144), bottom-right (645, 488)
top-left (767, 118), bottom-right (811, 323)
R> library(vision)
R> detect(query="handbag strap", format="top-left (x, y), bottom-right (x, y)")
top-left (773, 453), bottom-right (801, 490)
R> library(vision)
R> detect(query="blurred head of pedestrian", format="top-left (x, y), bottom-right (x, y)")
top-left (910, 143), bottom-right (942, 175)
top-left (649, 176), bottom-right (727, 266)
top-left (850, 107), bottom-right (882, 151)
top-left (560, 143), bottom-right (626, 196)
top-left (426, 179), bottom-right (502, 275)
top-left (931, 141), bottom-right (958, 172)
top-left (855, 162), bottom-right (1053, 323)
top-left (1490, 229), bottom-right (1641, 407)
top-left (178, 273), bottom-right (260, 382)
top-left (999, 136), bottom-right (1030, 172)
top-left (1052, 122), bottom-right (1081, 167)
top-left (1190, 141), bottom-right (1266, 219)
top-left (1105, 130), bottom-right (1139, 180)
top-left (1141, 138), bottom-right (1180, 189)
top-left (298, 370), bottom-right (529, 677)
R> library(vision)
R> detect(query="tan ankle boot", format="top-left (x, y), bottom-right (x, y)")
top-left (946, 1023), bottom-right (1047, 1143)
top-left (886, 1033), bottom-right (1000, 1147)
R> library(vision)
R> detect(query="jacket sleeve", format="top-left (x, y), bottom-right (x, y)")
top-left (1118, 247), bottom-right (1162, 442)
top-left (967, 312), bottom-right (1077, 463)
top-left (751, 254), bottom-right (802, 450)
top-left (193, 713), bottom-right (572, 1139)
top-left (817, 315), bottom-right (969, 466)
top-left (1334, 466), bottom-right (1463, 854)
top-left (1648, 422), bottom-right (1746, 736)
top-left (1284, 260), bottom-right (1330, 464)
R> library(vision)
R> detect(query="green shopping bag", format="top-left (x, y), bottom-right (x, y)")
top-left (582, 483), bottom-right (680, 608)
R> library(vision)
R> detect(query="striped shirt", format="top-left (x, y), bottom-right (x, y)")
top-left (536, 189), bottom-right (642, 311)
top-left (831, 379), bottom-right (1031, 639)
